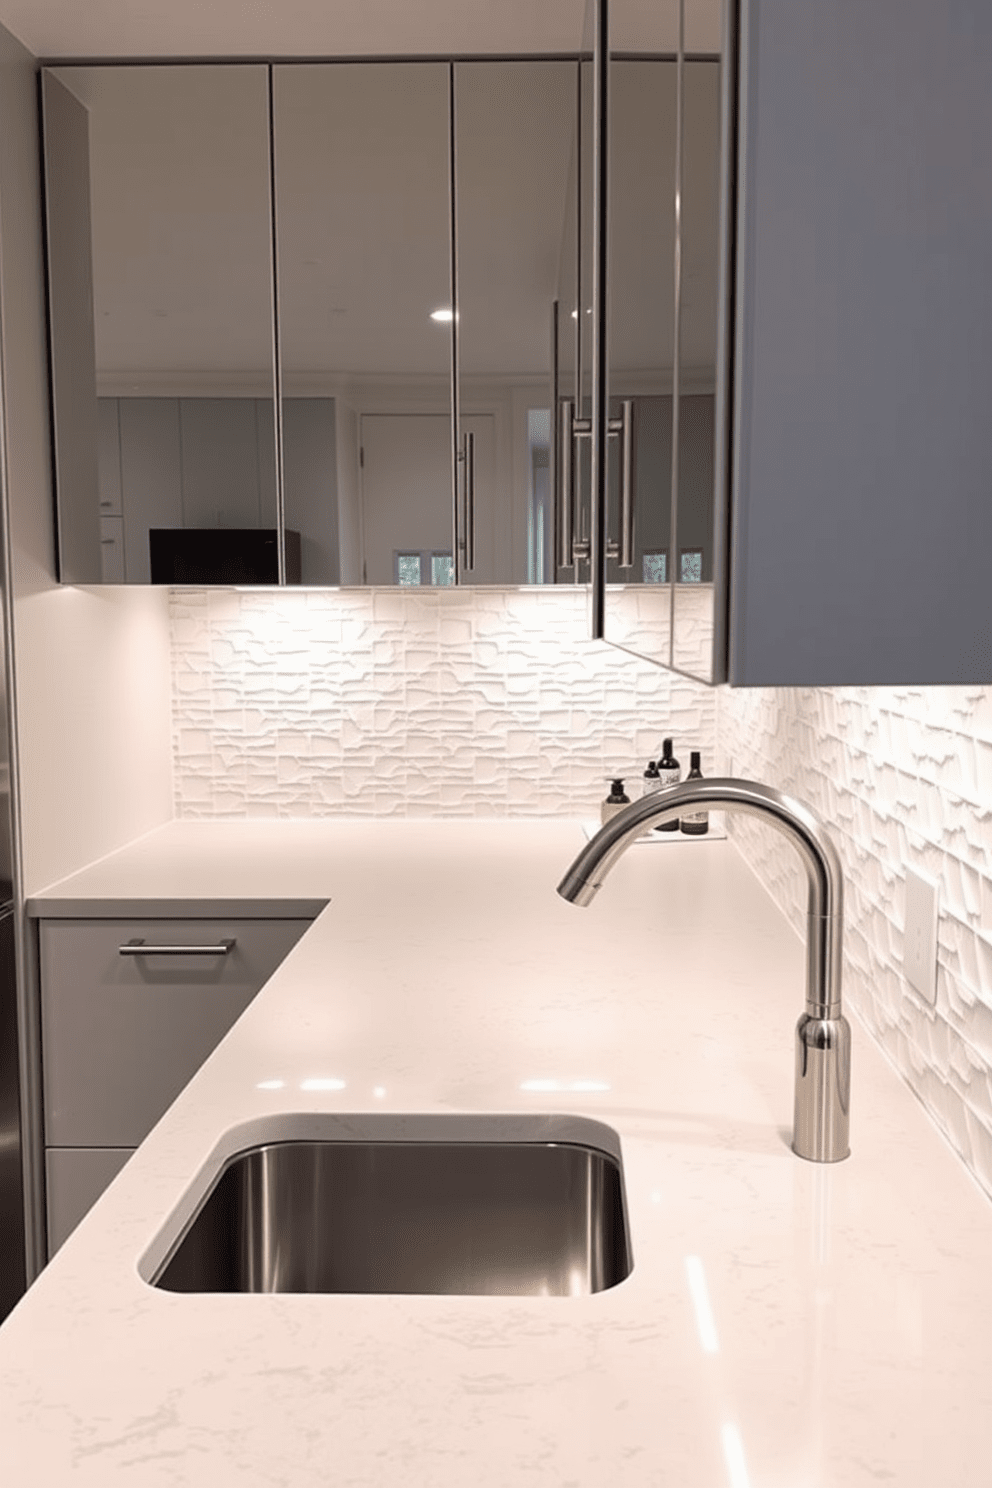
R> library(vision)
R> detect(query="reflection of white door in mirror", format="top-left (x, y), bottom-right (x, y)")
top-left (359, 413), bottom-right (494, 587)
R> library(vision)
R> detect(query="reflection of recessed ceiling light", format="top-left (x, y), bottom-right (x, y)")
top-left (300, 1077), bottom-right (346, 1092)
top-left (430, 307), bottom-right (455, 322)
top-left (256, 1078), bottom-right (285, 1091)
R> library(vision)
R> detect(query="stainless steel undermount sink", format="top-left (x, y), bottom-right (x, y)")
top-left (150, 1120), bottom-right (631, 1298)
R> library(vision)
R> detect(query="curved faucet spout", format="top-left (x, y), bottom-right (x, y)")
top-left (557, 778), bottom-right (850, 1163)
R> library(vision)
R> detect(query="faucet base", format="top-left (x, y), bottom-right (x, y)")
top-left (792, 1013), bottom-right (851, 1163)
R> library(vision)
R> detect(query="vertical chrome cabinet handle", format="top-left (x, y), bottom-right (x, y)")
top-left (464, 428), bottom-right (476, 571)
top-left (618, 399), bottom-right (635, 569)
top-left (447, 62), bottom-right (462, 582)
top-left (589, 0), bottom-right (610, 639)
top-left (119, 938), bottom-right (236, 956)
top-left (558, 398), bottom-right (575, 569)
top-left (550, 297), bottom-right (560, 576)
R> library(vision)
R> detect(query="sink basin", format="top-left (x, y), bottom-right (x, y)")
top-left (151, 1135), bottom-right (631, 1296)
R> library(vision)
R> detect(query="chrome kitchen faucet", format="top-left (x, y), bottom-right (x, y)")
top-left (557, 778), bottom-right (850, 1163)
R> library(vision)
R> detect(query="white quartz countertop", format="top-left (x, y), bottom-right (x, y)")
top-left (6, 818), bottom-right (992, 1485)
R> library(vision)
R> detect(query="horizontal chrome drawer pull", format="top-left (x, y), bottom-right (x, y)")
top-left (119, 938), bottom-right (236, 957)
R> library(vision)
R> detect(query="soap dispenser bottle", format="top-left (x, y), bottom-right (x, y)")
top-left (601, 778), bottom-right (630, 825)
top-left (656, 738), bottom-right (680, 831)
top-left (680, 751), bottom-right (709, 835)
top-left (642, 759), bottom-right (661, 797)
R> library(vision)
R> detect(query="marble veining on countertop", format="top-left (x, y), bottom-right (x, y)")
top-left (6, 818), bottom-right (992, 1485)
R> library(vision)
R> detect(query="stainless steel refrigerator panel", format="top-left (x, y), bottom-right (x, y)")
top-left (0, 907), bottom-right (24, 1319)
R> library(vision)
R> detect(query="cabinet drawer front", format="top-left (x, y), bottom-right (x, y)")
top-left (41, 918), bottom-right (311, 1147)
top-left (46, 1146), bottom-right (132, 1257)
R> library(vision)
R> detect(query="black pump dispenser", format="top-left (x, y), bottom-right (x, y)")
top-left (601, 778), bottom-right (630, 825)
top-left (680, 751), bottom-right (709, 835)
top-left (656, 738), bottom-right (681, 831)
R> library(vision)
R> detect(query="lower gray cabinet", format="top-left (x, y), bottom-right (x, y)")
top-left (46, 1147), bottom-right (131, 1258)
top-left (39, 915), bottom-right (312, 1254)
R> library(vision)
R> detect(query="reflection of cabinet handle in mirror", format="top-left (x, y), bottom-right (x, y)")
top-left (458, 431), bottom-right (476, 572)
top-left (558, 398), bottom-right (575, 569)
top-left (617, 399), bottom-right (635, 569)
top-left (119, 938), bottom-right (236, 956)
top-left (465, 429), bottom-right (475, 572)
top-left (559, 399), bottom-right (631, 569)
top-left (589, 0), bottom-right (610, 638)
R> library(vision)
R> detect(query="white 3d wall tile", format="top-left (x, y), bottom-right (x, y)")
top-left (170, 588), bottom-right (716, 819)
top-left (718, 685), bottom-right (992, 1200)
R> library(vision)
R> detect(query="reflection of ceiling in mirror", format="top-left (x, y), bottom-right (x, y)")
top-left (610, 60), bottom-right (721, 382)
top-left (610, 0), bottom-right (721, 55)
top-left (446, 62), bottom-right (576, 381)
top-left (274, 64), bottom-right (452, 383)
top-left (52, 7), bottom-right (722, 387)
top-left (61, 66), bottom-right (277, 383)
top-left (0, 0), bottom-right (720, 60)
top-left (76, 60), bottom-right (583, 385)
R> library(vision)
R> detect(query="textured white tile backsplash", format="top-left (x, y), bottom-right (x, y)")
top-left (169, 591), bottom-right (992, 1200)
top-left (170, 588), bottom-right (716, 818)
top-left (718, 685), bottom-right (992, 1199)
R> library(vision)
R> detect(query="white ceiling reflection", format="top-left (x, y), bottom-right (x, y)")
top-left (300, 1077), bottom-right (347, 1092)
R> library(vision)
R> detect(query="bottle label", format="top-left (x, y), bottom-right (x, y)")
top-left (657, 766), bottom-right (681, 787)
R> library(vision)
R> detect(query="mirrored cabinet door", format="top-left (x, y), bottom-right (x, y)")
top-left (601, 33), bottom-right (678, 663)
top-left (597, 0), bottom-right (731, 679)
top-left (670, 56), bottom-right (723, 680)
top-left (272, 63), bottom-right (452, 588)
top-left (43, 65), bottom-right (279, 584)
top-left (453, 60), bottom-right (577, 585)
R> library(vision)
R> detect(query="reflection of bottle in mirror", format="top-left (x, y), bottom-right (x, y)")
top-left (656, 739), bottom-right (680, 831)
top-left (601, 779), bottom-right (630, 825)
top-left (680, 752), bottom-right (709, 836)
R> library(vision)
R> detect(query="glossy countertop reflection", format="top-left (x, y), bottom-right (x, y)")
top-left (6, 818), bottom-right (992, 1485)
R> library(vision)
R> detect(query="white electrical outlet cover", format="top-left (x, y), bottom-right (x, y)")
top-left (904, 866), bottom-right (939, 1006)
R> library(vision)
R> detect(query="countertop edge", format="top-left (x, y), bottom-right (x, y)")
top-left (26, 896), bottom-right (330, 919)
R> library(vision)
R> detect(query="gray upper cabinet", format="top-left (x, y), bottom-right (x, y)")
top-left (729, 0), bottom-right (992, 684)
